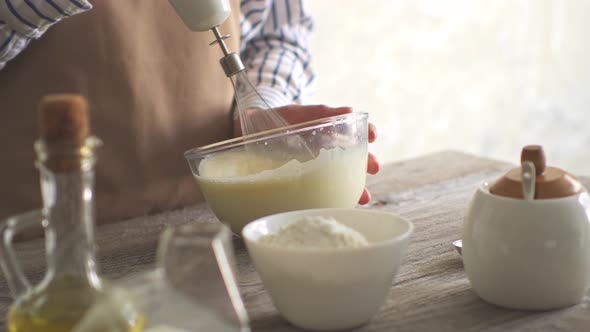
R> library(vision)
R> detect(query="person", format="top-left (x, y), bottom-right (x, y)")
top-left (0, 0), bottom-right (379, 223)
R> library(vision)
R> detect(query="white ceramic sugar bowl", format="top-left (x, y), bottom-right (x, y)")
top-left (463, 145), bottom-right (590, 310)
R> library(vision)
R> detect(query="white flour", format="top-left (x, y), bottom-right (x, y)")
top-left (260, 216), bottom-right (369, 249)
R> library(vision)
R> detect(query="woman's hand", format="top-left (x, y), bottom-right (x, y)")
top-left (234, 105), bottom-right (379, 205)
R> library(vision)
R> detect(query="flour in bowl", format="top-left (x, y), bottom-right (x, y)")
top-left (259, 216), bottom-right (369, 249)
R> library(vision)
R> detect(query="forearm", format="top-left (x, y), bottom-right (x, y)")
top-left (0, 0), bottom-right (91, 70)
top-left (239, 0), bottom-right (315, 110)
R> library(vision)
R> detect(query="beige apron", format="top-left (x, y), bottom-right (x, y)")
top-left (0, 0), bottom-right (240, 223)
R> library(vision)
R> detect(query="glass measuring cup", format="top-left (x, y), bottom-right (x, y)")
top-left (74, 222), bottom-right (250, 332)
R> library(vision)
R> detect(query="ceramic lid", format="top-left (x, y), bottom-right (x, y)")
top-left (489, 145), bottom-right (583, 199)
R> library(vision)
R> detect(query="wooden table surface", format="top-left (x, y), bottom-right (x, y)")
top-left (1, 151), bottom-right (589, 332)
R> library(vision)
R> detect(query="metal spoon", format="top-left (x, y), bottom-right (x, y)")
top-left (521, 161), bottom-right (536, 201)
top-left (453, 240), bottom-right (462, 255)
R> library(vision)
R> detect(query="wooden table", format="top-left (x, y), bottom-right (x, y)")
top-left (1, 151), bottom-right (589, 331)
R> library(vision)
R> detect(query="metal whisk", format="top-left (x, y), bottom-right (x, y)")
top-left (210, 26), bottom-right (292, 136)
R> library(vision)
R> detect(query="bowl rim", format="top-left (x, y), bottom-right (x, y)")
top-left (184, 112), bottom-right (369, 160)
top-left (241, 208), bottom-right (414, 253)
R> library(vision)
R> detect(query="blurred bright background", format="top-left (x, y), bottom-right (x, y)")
top-left (308, 0), bottom-right (589, 175)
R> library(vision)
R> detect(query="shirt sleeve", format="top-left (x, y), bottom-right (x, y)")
top-left (239, 0), bottom-right (315, 109)
top-left (0, 0), bottom-right (92, 69)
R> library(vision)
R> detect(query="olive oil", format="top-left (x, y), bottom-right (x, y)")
top-left (7, 276), bottom-right (144, 332)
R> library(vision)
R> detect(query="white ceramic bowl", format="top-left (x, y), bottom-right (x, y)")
top-left (242, 208), bottom-right (413, 331)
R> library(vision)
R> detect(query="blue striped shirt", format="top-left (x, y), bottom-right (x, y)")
top-left (0, 0), bottom-right (315, 108)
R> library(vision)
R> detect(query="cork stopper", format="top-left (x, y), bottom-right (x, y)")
top-left (39, 94), bottom-right (89, 146)
top-left (520, 145), bottom-right (546, 175)
top-left (489, 145), bottom-right (583, 199)
top-left (38, 94), bottom-right (91, 172)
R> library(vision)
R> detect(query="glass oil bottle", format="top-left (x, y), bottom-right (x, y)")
top-left (0, 95), bottom-right (144, 332)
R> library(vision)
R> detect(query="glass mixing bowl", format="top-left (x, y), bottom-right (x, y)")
top-left (184, 112), bottom-right (369, 234)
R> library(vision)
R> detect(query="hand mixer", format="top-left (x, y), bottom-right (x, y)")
top-left (168, 0), bottom-right (291, 136)
top-left (169, 0), bottom-right (315, 162)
